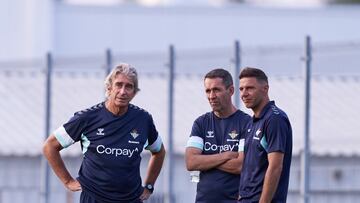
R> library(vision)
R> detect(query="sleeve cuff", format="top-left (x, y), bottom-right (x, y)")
top-left (53, 126), bottom-right (75, 148)
top-left (145, 136), bottom-right (163, 153)
top-left (186, 136), bottom-right (204, 151)
top-left (238, 138), bottom-right (245, 152)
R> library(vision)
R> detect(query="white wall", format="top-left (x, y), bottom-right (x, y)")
top-left (1, 155), bottom-right (360, 203)
top-left (2, 2), bottom-right (360, 60)
top-left (53, 3), bottom-right (360, 56)
top-left (0, 0), bottom-right (53, 61)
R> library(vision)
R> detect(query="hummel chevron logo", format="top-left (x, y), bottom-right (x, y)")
top-left (96, 128), bottom-right (105, 136)
top-left (206, 131), bottom-right (214, 138)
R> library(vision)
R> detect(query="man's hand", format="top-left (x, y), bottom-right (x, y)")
top-left (220, 151), bottom-right (239, 160)
top-left (217, 151), bottom-right (244, 174)
top-left (186, 148), bottom-right (239, 171)
top-left (139, 188), bottom-right (152, 201)
top-left (43, 134), bottom-right (81, 192)
top-left (65, 178), bottom-right (82, 192)
top-left (259, 152), bottom-right (284, 203)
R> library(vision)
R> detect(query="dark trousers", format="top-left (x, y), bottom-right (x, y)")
top-left (80, 191), bottom-right (143, 203)
top-left (80, 191), bottom-right (99, 203)
top-left (238, 200), bottom-right (258, 203)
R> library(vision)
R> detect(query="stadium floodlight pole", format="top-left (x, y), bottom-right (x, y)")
top-left (40, 52), bottom-right (53, 203)
top-left (233, 40), bottom-right (241, 109)
top-left (301, 35), bottom-right (312, 203)
top-left (167, 44), bottom-right (175, 203)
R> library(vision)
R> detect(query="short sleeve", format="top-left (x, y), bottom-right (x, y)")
top-left (144, 115), bottom-right (162, 153)
top-left (265, 115), bottom-right (290, 154)
top-left (53, 114), bottom-right (86, 148)
top-left (238, 138), bottom-right (245, 152)
top-left (238, 113), bottom-right (251, 152)
top-left (186, 118), bottom-right (204, 151)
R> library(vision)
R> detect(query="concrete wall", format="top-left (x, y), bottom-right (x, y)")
top-left (1, 155), bottom-right (360, 203)
top-left (0, 0), bottom-right (53, 61)
top-left (53, 4), bottom-right (360, 56)
top-left (3, 1), bottom-right (360, 60)
top-left (0, 154), bottom-right (196, 203)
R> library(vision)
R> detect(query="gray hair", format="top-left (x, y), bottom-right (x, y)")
top-left (104, 63), bottom-right (140, 97)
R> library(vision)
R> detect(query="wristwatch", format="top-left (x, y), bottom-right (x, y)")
top-left (145, 183), bottom-right (154, 193)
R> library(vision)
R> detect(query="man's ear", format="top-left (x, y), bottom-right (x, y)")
top-left (229, 85), bottom-right (235, 95)
top-left (106, 85), bottom-right (112, 94)
top-left (263, 84), bottom-right (269, 93)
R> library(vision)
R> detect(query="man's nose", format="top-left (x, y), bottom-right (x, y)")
top-left (209, 91), bottom-right (216, 98)
top-left (119, 86), bottom-right (127, 94)
top-left (240, 90), bottom-right (248, 98)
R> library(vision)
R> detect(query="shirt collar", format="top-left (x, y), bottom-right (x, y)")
top-left (253, 101), bottom-right (275, 121)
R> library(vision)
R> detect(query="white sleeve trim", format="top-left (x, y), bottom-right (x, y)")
top-left (238, 138), bottom-right (245, 152)
top-left (145, 136), bottom-right (163, 153)
top-left (53, 126), bottom-right (75, 148)
top-left (186, 136), bottom-right (204, 151)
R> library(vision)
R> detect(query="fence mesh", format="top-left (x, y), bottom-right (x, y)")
top-left (1, 41), bottom-right (360, 202)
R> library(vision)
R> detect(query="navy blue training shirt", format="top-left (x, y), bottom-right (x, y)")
top-left (53, 102), bottom-right (163, 203)
top-left (187, 110), bottom-right (251, 203)
top-left (239, 101), bottom-right (292, 203)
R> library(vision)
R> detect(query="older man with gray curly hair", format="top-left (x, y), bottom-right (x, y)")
top-left (43, 63), bottom-right (166, 203)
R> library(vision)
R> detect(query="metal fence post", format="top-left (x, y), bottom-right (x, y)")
top-left (301, 35), bottom-right (312, 203)
top-left (167, 45), bottom-right (175, 203)
top-left (233, 40), bottom-right (241, 109)
top-left (105, 49), bottom-right (113, 75)
top-left (40, 52), bottom-right (53, 203)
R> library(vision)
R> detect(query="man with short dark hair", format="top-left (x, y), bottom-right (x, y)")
top-left (238, 67), bottom-right (292, 203)
top-left (186, 68), bottom-right (251, 203)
